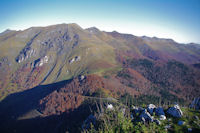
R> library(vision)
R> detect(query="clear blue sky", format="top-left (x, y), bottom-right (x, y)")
top-left (0, 0), bottom-right (200, 43)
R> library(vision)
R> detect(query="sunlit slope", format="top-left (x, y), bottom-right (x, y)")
top-left (0, 23), bottom-right (200, 101)
top-left (0, 24), bottom-right (117, 99)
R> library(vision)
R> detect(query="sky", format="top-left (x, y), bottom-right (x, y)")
top-left (0, 0), bottom-right (200, 43)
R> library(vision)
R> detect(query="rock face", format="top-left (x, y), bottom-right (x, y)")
top-left (141, 117), bottom-right (146, 123)
top-left (69, 58), bottom-right (75, 64)
top-left (34, 56), bottom-right (48, 67)
top-left (147, 104), bottom-right (156, 115)
top-left (190, 97), bottom-right (200, 110)
top-left (132, 107), bottom-right (144, 115)
top-left (16, 48), bottom-right (35, 63)
top-left (159, 115), bottom-right (166, 120)
top-left (155, 107), bottom-right (165, 116)
top-left (107, 104), bottom-right (114, 110)
top-left (79, 75), bottom-right (85, 81)
top-left (75, 56), bottom-right (81, 61)
top-left (139, 109), bottom-right (154, 122)
top-left (69, 56), bottom-right (81, 64)
top-left (15, 31), bottom-right (40, 63)
top-left (167, 104), bottom-right (183, 118)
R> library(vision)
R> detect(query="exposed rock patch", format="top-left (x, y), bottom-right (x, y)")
top-left (159, 115), bottom-right (166, 120)
top-left (155, 107), bottom-right (165, 116)
top-left (167, 104), bottom-right (183, 118)
top-left (34, 56), bottom-right (48, 67)
top-left (147, 104), bottom-right (156, 115)
top-left (139, 109), bottom-right (154, 122)
top-left (16, 48), bottom-right (35, 63)
top-left (69, 56), bottom-right (81, 64)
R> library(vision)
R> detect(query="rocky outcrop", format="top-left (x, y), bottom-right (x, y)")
top-left (159, 115), bottom-right (166, 120)
top-left (15, 31), bottom-right (41, 63)
top-left (69, 56), bottom-right (81, 64)
top-left (167, 104), bottom-right (183, 118)
top-left (155, 107), bottom-right (165, 116)
top-left (139, 109), bottom-right (154, 122)
top-left (132, 106), bottom-right (144, 115)
top-left (34, 56), bottom-right (48, 67)
top-left (107, 104), bottom-right (114, 110)
top-left (147, 104), bottom-right (156, 115)
top-left (16, 48), bottom-right (35, 63)
top-left (79, 75), bottom-right (85, 81)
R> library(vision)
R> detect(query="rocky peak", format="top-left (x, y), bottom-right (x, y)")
top-left (0, 29), bottom-right (15, 36)
top-left (86, 27), bottom-right (101, 34)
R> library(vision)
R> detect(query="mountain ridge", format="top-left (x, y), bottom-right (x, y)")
top-left (0, 23), bottom-right (200, 100)
top-left (1, 23), bottom-right (200, 45)
top-left (0, 23), bottom-right (200, 133)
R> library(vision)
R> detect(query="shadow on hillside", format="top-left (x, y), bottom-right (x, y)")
top-left (0, 102), bottom-right (91, 133)
top-left (0, 79), bottom-right (71, 119)
top-left (0, 79), bottom-right (91, 133)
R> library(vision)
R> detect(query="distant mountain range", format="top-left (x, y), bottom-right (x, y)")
top-left (0, 23), bottom-right (200, 132)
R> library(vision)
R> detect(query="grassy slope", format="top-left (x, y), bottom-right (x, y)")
top-left (0, 24), bottom-right (119, 100)
top-left (0, 23), bottom-right (200, 102)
